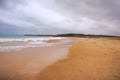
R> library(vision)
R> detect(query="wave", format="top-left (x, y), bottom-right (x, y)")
top-left (0, 37), bottom-right (63, 43)
top-left (0, 37), bottom-right (64, 51)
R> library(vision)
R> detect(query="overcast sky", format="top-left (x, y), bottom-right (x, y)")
top-left (0, 0), bottom-right (120, 36)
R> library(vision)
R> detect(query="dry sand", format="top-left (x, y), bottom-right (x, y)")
top-left (38, 38), bottom-right (120, 80)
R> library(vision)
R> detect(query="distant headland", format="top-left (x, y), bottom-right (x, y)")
top-left (24, 33), bottom-right (120, 38)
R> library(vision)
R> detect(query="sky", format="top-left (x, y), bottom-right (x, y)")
top-left (0, 0), bottom-right (120, 36)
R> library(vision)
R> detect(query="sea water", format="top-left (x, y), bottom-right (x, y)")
top-left (0, 36), bottom-right (64, 51)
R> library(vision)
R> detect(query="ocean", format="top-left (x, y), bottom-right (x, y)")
top-left (0, 36), bottom-right (64, 51)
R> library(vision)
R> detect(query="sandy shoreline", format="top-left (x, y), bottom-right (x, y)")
top-left (0, 37), bottom-right (120, 80)
top-left (38, 38), bottom-right (120, 80)
top-left (0, 38), bottom-right (75, 80)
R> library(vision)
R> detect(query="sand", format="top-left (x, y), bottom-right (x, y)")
top-left (45, 39), bottom-right (60, 43)
top-left (0, 38), bottom-right (120, 80)
top-left (38, 38), bottom-right (120, 80)
top-left (0, 39), bottom-right (74, 80)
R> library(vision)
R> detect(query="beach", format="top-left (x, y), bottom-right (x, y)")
top-left (0, 37), bottom-right (120, 80)
top-left (38, 38), bottom-right (120, 80)
top-left (1, 0), bottom-right (120, 80)
top-left (0, 37), bottom-right (75, 80)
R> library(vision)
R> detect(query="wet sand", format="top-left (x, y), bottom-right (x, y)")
top-left (0, 39), bottom-right (74, 80)
top-left (38, 38), bottom-right (120, 80)
top-left (45, 39), bottom-right (60, 43)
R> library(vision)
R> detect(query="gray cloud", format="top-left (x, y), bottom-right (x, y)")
top-left (0, 0), bottom-right (120, 36)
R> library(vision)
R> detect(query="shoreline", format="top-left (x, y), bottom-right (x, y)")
top-left (0, 38), bottom-right (75, 80)
top-left (0, 37), bottom-right (120, 80)
top-left (38, 37), bottom-right (120, 80)
top-left (0, 37), bottom-right (65, 52)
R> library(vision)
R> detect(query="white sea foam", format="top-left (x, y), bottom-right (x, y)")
top-left (0, 37), bottom-right (64, 52)
top-left (0, 37), bottom-right (63, 43)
